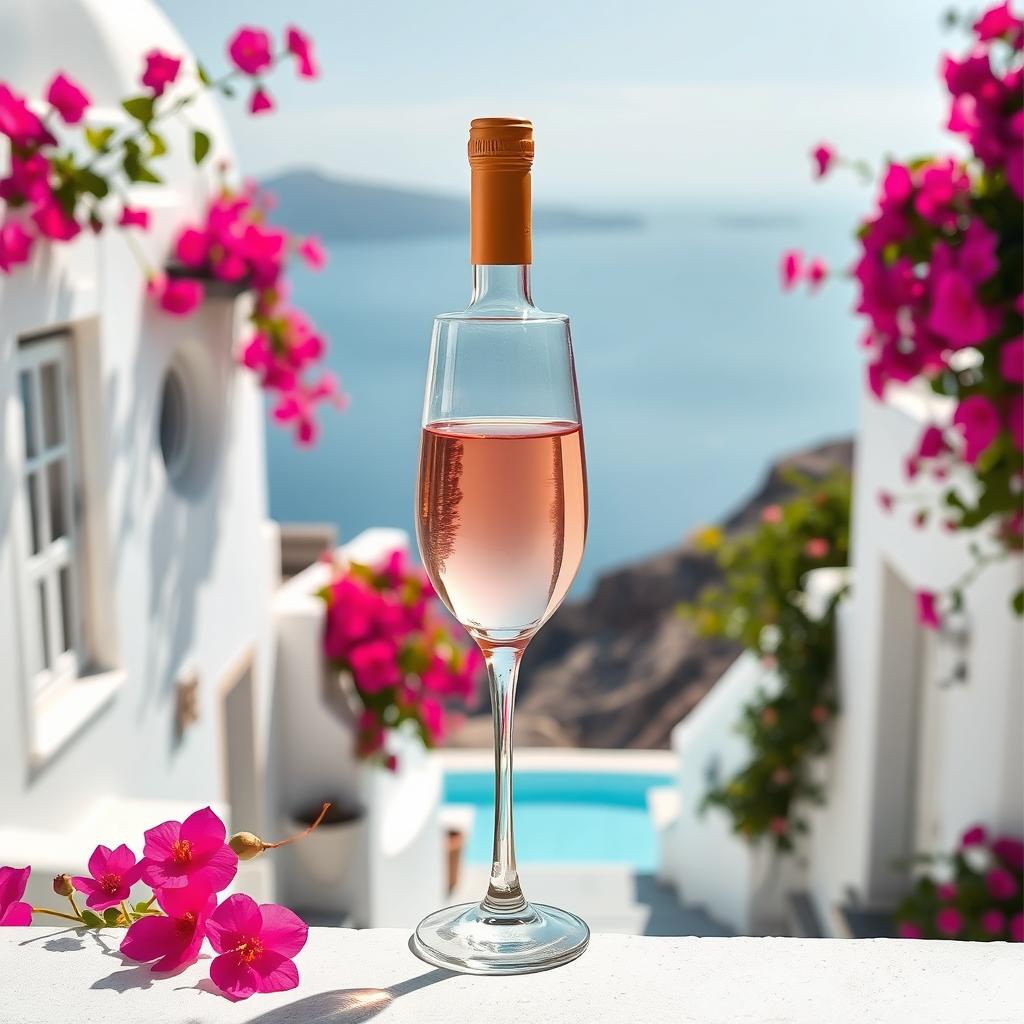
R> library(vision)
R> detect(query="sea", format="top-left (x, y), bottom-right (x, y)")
top-left (265, 202), bottom-right (864, 598)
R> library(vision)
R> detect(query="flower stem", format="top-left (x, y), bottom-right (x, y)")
top-left (66, 893), bottom-right (81, 919)
top-left (263, 801), bottom-right (332, 850)
top-left (31, 907), bottom-right (83, 924)
top-left (120, 901), bottom-right (133, 927)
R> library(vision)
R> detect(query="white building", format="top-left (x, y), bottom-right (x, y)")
top-left (0, 0), bottom-right (443, 923)
top-left (658, 383), bottom-right (1024, 935)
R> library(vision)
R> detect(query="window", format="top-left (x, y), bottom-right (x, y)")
top-left (14, 334), bottom-right (85, 698)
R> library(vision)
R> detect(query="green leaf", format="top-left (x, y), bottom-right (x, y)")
top-left (85, 126), bottom-right (115, 152)
top-left (122, 95), bottom-right (155, 124)
top-left (123, 148), bottom-right (162, 184)
top-left (103, 907), bottom-right (123, 927)
top-left (148, 131), bottom-right (167, 158)
top-left (192, 129), bottom-right (211, 165)
top-left (80, 910), bottom-right (103, 928)
top-left (76, 168), bottom-right (109, 199)
top-left (1012, 589), bottom-right (1024, 616)
top-left (197, 62), bottom-right (213, 87)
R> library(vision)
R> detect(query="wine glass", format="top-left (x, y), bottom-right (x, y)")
top-left (411, 117), bottom-right (589, 977)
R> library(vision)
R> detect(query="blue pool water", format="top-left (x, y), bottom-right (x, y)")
top-left (444, 770), bottom-right (673, 870)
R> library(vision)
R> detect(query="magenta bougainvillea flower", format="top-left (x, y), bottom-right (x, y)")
top-left (0, 866), bottom-right (32, 926)
top-left (986, 867), bottom-right (1019, 901)
top-left (993, 836), bottom-right (1024, 870)
top-left (804, 537), bottom-right (830, 559)
top-left (1012, 914), bottom-right (1024, 942)
top-left (121, 885), bottom-right (217, 973)
top-left (228, 28), bottom-right (273, 76)
top-left (206, 893), bottom-right (308, 1000)
top-left (0, 220), bottom-right (34, 272)
top-left (31, 200), bottom-right (80, 241)
top-left (916, 590), bottom-right (941, 630)
top-left (0, 83), bottom-right (56, 147)
top-left (810, 143), bottom-right (835, 179)
top-left (898, 921), bottom-right (923, 939)
top-left (347, 639), bottom-right (402, 693)
top-left (286, 26), bottom-right (318, 79)
top-left (779, 248), bottom-right (803, 290)
top-left (140, 50), bottom-right (182, 97)
top-left (45, 73), bottom-right (89, 125)
top-left (297, 236), bottom-right (326, 271)
top-left (1001, 337), bottom-right (1024, 383)
top-left (952, 394), bottom-right (1000, 464)
top-left (118, 207), bottom-right (149, 229)
top-left (141, 806), bottom-right (238, 894)
top-left (72, 844), bottom-right (143, 911)
top-left (153, 277), bottom-right (205, 317)
top-left (935, 906), bottom-right (963, 936)
top-left (805, 257), bottom-right (828, 291)
top-left (249, 87), bottom-right (274, 115)
top-left (962, 824), bottom-right (988, 847)
top-left (973, 0), bottom-right (1024, 44)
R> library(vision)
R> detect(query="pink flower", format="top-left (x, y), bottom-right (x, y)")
top-left (155, 277), bottom-right (205, 317)
top-left (1011, 913), bottom-right (1024, 942)
top-left (121, 885), bottom-right (216, 973)
top-left (810, 143), bottom-right (835, 179)
top-left (780, 249), bottom-right (803, 290)
top-left (981, 909), bottom-right (1006, 936)
top-left (916, 591), bottom-right (941, 630)
top-left (953, 395), bottom-right (1000, 464)
top-left (927, 270), bottom-right (994, 348)
top-left (0, 866), bottom-right (32, 926)
top-left (384, 754), bottom-right (399, 772)
top-left (956, 220), bottom-right (999, 284)
top-left (936, 882), bottom-right (958, 902)
top-left (228, 27), bottom-right (273, 76)
top-left (1000, 337), bottom-right (1024, 383)
top-left (805, 257), bottom-right (828, 291)
top-left (1009, 394), bottom-right (1024, 453)
top-left (175, 227), bottom-right (209, 268)
top-left (962, 824), bottom-right (988, 847)
top-left (141, 50), bottom-right (182, 96)
top-left (769, 817), bottom-right (788, 836)
top-left (992, 836), bottom-right (1024, 871)
top-left (914, 160), bottom-right (970, 226)
top-left (46, 72), bottom-right (89, 125)
top-left (298, 236), bottom-right (327, 271)
top-left (349, 639), bottom-right (401, 694)
top-left (0, 84), bottom-right (56, 147)
top-left (71, 844), bottom-right (143, 911)
top-left (935, 906), bottom-right (963, 936)
top-left (141, 806), bottom-right (238, 893)
top-left (0, 152), bottom-right (51, 206)
top-left (917, 425), bottom-right (947, 459)
top-left (880, 163), bottom-right (913, 208)
top-left (986, 867), bottom-right (1019, 900)
top-left (420, 697), bottom-right (447, 744)
top-left (878, 490), bottom-right (895, 512)
top-left (898, 921), bottom-right (923, 939)
top-left (761, 504), bottom-right (783, 524)
top-left (31, 201), bottom-right (79, 241)
top-left (118, 206), bottom-right (149, 229)
top-left (973, 2), bottom-right (1024, 44)
top-left (0, 220), bottom-right (34, 273)
top-left (285, 26), bottom-right (318, 78)
top-left (249, 87), bottom-right (274, 115)
top-left (205, 893), bottom-right (308, 1000)
top-left (804, 538), bottom-right (830, 559)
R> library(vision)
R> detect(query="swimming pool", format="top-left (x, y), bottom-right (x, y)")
top-left (444, 770), bottom-right (673, 870)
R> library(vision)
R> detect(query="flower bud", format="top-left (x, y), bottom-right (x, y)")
top-left (229, 831), bottom-right (267, 861)
top-left (52, 873), bottom-right (74, 897)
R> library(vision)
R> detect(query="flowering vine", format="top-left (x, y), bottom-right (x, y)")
top-left (0, 804), bottom-right (331, 999)
top-left (896, 824), bottom-right (1023, 942)
top-left (319, 548), bottom-right (483, 770)
top-left (0, 24), bottom-right (342, 445)
top-left (781, 2), bottom-right (1024, 624)
top-left (682, 469), bottom-right (852, 851)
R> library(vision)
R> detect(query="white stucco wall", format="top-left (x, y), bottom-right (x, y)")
top-left (806, 385), bottom-right (1024, 925)
top-left (0, 0), bottom-right (279, 906)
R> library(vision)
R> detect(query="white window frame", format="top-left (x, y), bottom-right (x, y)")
top-left (12, 332), bottom-right (86, 701)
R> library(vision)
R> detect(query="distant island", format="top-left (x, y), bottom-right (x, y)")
top-left (261, 168), bottom-right (643, 241)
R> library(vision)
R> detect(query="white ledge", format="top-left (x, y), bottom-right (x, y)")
top-left (1, 928), bottom-right (1020, 1023)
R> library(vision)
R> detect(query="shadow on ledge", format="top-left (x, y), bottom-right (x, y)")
top-left (242, 967), bottom-right (455, 1024)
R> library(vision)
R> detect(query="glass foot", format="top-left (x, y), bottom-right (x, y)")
top-left (411, 900), bottom-right (590, 976)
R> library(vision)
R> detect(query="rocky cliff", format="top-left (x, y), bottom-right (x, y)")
top-left (449, 438), bottom-right (854, 750)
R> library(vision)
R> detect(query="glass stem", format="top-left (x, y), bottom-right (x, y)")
top-left (482, 643), bottom-right (527, 914)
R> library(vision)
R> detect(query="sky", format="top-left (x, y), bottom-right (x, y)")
top-left (158, 0), bottom-right (964, 205)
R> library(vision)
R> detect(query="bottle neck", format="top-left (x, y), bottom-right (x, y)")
top-left (469, 264), bottom-right (533, 311)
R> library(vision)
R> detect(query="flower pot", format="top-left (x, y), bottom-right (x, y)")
top-left (446, 827), bottom-right (467, 895)
top-left (287, 799), bottom-right (365, 913)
